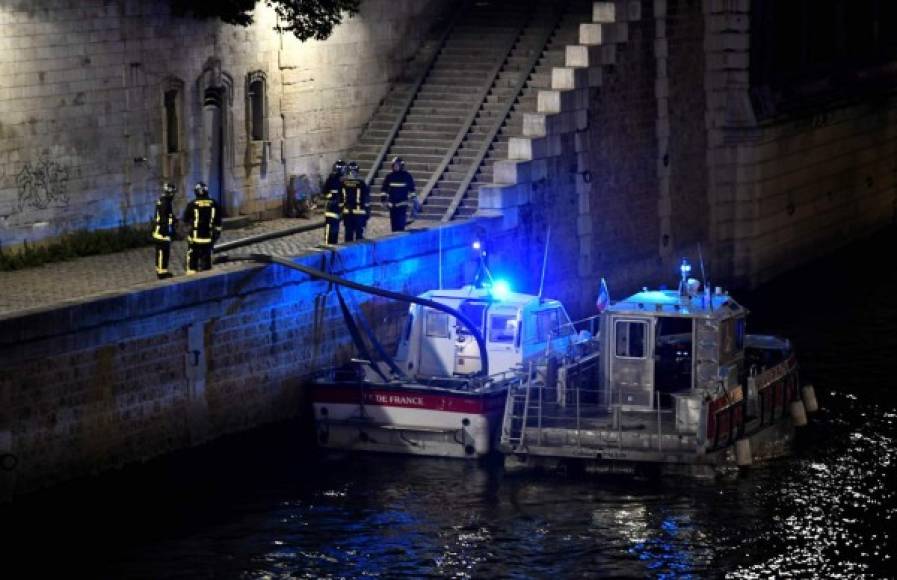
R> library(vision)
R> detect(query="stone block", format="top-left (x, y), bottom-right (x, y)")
top-left (538, 88), bottom-right (590, 113)
top-left (574, 130), bottom-right (591, 153)
top-left (478, 183), bottom-right (532, 209)
top-left (493, 159), bottom-right (531, 184)
top-left (578, 190), bottom-right (590, 213)
top-left (538, 90), bottom-right (562, 114)
top-left (580, 23), bottom-right (604, 45)
top-left (628, 0), bottom-right (642, 21)
top-left (708, 13), bottom-right (749, 32)
top-left (654, 38), bottom-right (668, 59)
top-left (707, 0), bottom-right (750, 15)
top-left (610, 22), bottom-right (629, 43)
top-left (523, 112), bottom-right (547, 137)
top-left (658, 196), bottom-right (672, 217)
top-left (593, 2), bottom-right (616, 23)
top-left (656, 18), bottom-right (666, 39)
top-left (654, 0), bottom-right (667, 18)
top-left (575, 109), bottom-right (589, 131)
top-left (566, 44), bottom-right (616, 69)
top-left (705, 32), bottom-right (749, 52)
top-left (655, 78), bottom-right (669, 99)
top-left (577, 214), bottom-right (592, 235)
top-left (552, 65), bottom-right (589, 90)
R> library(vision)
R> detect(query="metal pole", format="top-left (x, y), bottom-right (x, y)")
top-left (537, 226), bottom-right (551, 300)
top-left (576, 376), bottom-right (582, 450)
top-left (657, 391), bottom-right (662, 452)
top-left (617, 384), bottom-right (623, 450)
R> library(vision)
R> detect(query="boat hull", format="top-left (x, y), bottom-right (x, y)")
top-left (311, 382), bottom-right (507, 458)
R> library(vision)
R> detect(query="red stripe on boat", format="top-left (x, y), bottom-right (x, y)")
top-left (312, 385), bottom-right (506, 414)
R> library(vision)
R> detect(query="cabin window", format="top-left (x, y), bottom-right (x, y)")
top-left (615, 320), bottom-right (647, 359)
top-left (535, 309), bottom-right (560, 342)
top-left (489, 315), bottom-right (517, 343)
top-left (425, 310), bottom-right (449, 338)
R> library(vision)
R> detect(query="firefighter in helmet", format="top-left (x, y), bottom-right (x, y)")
top-left (340, 161), bottom-right (370, 242)
top-left (183, 182), bottom-right (222, 274)
top-left (322, 159), bottom-right (346, 245)
top-left (380, 156), bottom-right (418, 232)
top-left (151, 182), bottom-right (178, 279)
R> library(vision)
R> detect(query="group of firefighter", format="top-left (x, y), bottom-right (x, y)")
top-left (149, 157), bottom-right (418, 279)
top-left (323, 156), bottom-right (419, 245)
top-left (151, 181), bottom-right (221, 279)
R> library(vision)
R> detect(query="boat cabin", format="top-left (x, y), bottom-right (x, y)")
top-left (394, 285), bottom-right (576, 380)
top-left (599, 287), bottom-right (748, 413)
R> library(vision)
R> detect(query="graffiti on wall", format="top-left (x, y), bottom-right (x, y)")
top-left (16, 156), bottom-right (71, 212)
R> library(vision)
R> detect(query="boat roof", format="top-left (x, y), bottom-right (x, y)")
top-left (422, 285), bottom-right (563, 311)
top-left (609, 289), bottom-right (746, 320)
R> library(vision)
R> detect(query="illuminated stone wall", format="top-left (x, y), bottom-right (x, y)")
top-left (0, 0), bottom-right (449, 250)
top-left (0, 220), bottom-right (488, 500)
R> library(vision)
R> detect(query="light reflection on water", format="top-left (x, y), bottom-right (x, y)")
top-left (3, 231), bottom-right (895, 578)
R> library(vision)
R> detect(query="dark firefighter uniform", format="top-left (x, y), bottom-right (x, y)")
top-left (183, 183), bottom-right (222, 274)
top-left (341, 170), bottom-right (370, 242)
top-left (151, 184), bottom-right (177, 279)
top-left (380, 167), bottom-right (416, 232)
top-left (322, 164), bottom-right (345, 245)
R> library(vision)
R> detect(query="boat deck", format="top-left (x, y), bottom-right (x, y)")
top-left (507, 398), bottom-right (703, 461)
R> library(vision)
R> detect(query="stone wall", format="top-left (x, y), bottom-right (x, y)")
top-left (703, 0), bottom-right (897, 287)
top-left (482, 0), bottom-right (897, 300)
top-left (0, 219), bottom-right (492, 500)
top-left (0, 0), bottom-right (450, 250)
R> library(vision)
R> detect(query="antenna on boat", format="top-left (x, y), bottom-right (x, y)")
top-left (698, 242), bottom-right (707, 290)
top-left (698, 242), bottom-right (712, 310)
top-left (537, 226), bottom-right (551, 300)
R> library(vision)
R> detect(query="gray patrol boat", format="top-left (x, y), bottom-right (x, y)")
top-left (500, 260), bottom-right (818, 476)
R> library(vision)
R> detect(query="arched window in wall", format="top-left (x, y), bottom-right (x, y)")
top-left (164, 89), bottom-right (179, 153)
top-left (161, 78), bottom-right (184, 154)
top-left (247, 72), bottom-right (267, 142)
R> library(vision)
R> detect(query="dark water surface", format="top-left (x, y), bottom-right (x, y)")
top-left (5, 230), bottom-right (896, 578)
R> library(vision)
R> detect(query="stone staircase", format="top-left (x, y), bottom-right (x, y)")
top-left (448, 0), bottom-right (598, 219)
top-left (344, 0), bottom-right (535, 217)
top-left (480, 0), bottom-right (642, 252)
top-left (341, 0), bottom-right (638, 226)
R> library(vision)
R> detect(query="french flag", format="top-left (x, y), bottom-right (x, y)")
top-left (595, 277), bottom-right (610, 313)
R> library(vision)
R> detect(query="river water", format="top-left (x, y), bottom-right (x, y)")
top-left (5, 229), bottom-right (895, 578)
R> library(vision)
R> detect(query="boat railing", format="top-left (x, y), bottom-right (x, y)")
top-left (746, 355), bottom-right (800, 428)
top-left (504, 375), bottom-right (699, 454)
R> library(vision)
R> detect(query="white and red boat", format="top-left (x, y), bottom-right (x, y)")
top-left (311, 283), bottom-right (588, 458)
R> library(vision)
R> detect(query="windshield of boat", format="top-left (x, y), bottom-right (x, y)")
top-left (489, 314), bottom-right (517, 343)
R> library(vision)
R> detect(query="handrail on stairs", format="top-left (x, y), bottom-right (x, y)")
top-left (440, 3), bottom-right (565, 222)
top-left (416, 4), bottom-right (534, 210)
top-left (363, 1), bottom-right (470, 186)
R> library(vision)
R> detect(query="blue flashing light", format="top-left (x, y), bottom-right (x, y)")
top-left (472, 240), bottom-right (482, 250)
top-left (679, 258), bottom-right (692, 280)
top-left (490, 279), bottom-right (511, 300)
